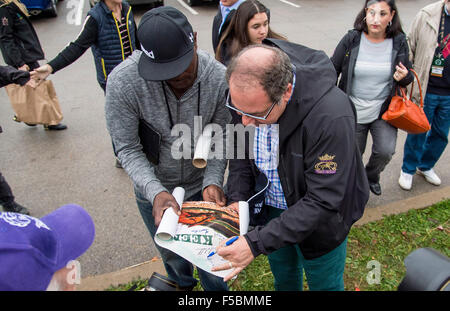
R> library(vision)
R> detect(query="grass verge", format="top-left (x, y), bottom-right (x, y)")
top-left (107, 199), bottom-right (449, 291)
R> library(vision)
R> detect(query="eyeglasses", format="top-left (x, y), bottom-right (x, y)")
top-left (225, 67), bottom-right (296, 121)
top-left (225, 91), bottom-right (278, 121)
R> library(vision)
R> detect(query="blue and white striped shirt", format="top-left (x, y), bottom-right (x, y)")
top-left (254, 124), bottom-right (288, 210)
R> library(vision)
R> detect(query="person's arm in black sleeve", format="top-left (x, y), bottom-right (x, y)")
top-left (330, 32), bottom-right (351, 84)
top-left (397, 36), bottom-right (414, 88)
top-left (0, 6), bottom-right (24, 68)
top-left (47, 15), bottom-right (98, 73)
top-left (0, 65), bottom-right (29, 87)
top-left (245, 113), bottom-right (358, 257)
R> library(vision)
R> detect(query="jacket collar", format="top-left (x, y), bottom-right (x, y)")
top-left (423, 0), bottom-right (445, 33)
top-left (99, 0), bottom-right (130, 15)
top-left (263, 39), bottom-right (336, 150)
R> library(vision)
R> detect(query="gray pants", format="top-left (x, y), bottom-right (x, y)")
top-left (356, 119), bottom-right (397, 183)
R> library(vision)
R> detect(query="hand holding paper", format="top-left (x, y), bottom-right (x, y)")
top-left (154, 187), bottom-right (185, 240)
top-left (202, 184), bottom-right (226, 207)
top-left (154, 188), bottom-right (184, 228)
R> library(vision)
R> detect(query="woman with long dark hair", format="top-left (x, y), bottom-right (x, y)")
top-left (331, 0), bottom-right (413, 196)
top-left (215, 0), bottom-right (286, 65)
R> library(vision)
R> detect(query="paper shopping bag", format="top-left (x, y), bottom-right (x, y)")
top-left (5, 80), bottom-right (63, 126)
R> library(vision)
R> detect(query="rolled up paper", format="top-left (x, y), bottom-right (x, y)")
top-left (193, 124), bottom-right (214, 169)
top-left (155, 187), bottom-right (185, 241)
top-left (238, 201), bottom-right (250, 235)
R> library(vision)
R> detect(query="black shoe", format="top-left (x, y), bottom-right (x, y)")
top-left (115, 158), bottom-right (123, 169)
top-left (2, 201), bottom-right (30, 215)
top-left (44, 123), bottom-right (67, 131)
top-left (25, 123), bottom-right (37, 127)
top-left (369, 182), bottom-right (382, 196)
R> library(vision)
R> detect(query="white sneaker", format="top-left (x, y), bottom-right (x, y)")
top-left (398, 171), bottom-right (413, 190)
top-left (417, 168), bottom-right (441, 186)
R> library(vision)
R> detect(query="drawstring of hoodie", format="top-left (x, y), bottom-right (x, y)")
top-left (161, 81), bottom-right (201, 129)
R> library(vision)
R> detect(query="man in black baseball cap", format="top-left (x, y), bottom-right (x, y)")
top-left (137, 6), bottom-right (201, 99)
top-left (105, 6), bottom-right (231, 291)
top-left (137, 6), bottom-right (195, 81)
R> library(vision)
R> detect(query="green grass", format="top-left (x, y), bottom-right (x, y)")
top-left (105, 278), bottom-right (148, 291)
top-left (344, 199), bottom-right (449, 291)
top-left (107, 199), bottom-right (449, 291)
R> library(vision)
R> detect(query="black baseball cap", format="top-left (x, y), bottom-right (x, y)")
top-left (137, 6), bottom-right (195, 81)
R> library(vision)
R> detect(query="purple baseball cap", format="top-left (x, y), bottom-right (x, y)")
top-left (0, 204), bottom-right (95, 291)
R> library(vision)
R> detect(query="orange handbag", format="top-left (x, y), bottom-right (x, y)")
top-left (382, 69), bottom-right (430, 134)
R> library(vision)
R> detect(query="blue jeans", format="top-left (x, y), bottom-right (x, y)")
top-left (402, 93), bottom-right (450, 174)
top-left (135, 189), bottom-right (228, 291)
top-left (266, 206), bottom-right (347, 291)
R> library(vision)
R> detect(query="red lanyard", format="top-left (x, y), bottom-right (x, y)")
top-left (438, 7), bottom-right (450, 54)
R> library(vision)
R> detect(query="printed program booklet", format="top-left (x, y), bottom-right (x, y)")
top-left (154, 187), bottom-right (250, 278)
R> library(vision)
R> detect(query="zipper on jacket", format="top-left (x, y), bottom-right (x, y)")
top-left (278, 154), bottom-right (291, 197)
top-left (177, 98), bottom-right (184, 185)
top-left (125, 7), bottom-right (133, 53)
top-left (101, 58), bottom-right (107, 81)
top-left (112, 12), bottom-right (125, 61)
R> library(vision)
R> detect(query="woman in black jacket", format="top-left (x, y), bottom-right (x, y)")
top-left (0, 0), bottom-right (66, 130)
top-left (331, 0), bottom-right (413, 196)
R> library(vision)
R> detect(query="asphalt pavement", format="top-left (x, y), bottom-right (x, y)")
top-left (0, 0), bottom-right (448, 279)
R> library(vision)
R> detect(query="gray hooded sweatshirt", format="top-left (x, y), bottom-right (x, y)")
top-left (105, 49), bottom-right (231, 204)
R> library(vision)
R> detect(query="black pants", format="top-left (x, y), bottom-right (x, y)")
top-left (0, 171), bottom-right (14, 207)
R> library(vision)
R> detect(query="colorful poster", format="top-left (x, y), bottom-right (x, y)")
top-left (154, 188), bottom-right (249, 278)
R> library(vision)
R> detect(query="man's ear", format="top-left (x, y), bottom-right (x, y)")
top-left (282, 83), bottom-right (293, 104)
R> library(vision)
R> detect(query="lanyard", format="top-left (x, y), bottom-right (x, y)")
top-left (438, 7), bottom-right (450, 55)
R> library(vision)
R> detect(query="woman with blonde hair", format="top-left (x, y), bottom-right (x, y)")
top-left (0, 0), bottom-right (66, 130)
top-left (215, 0), bottom-right (286, 65)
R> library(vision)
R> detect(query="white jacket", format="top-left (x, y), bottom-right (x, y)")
top-left (407, 0), bottom-right (446, 102)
